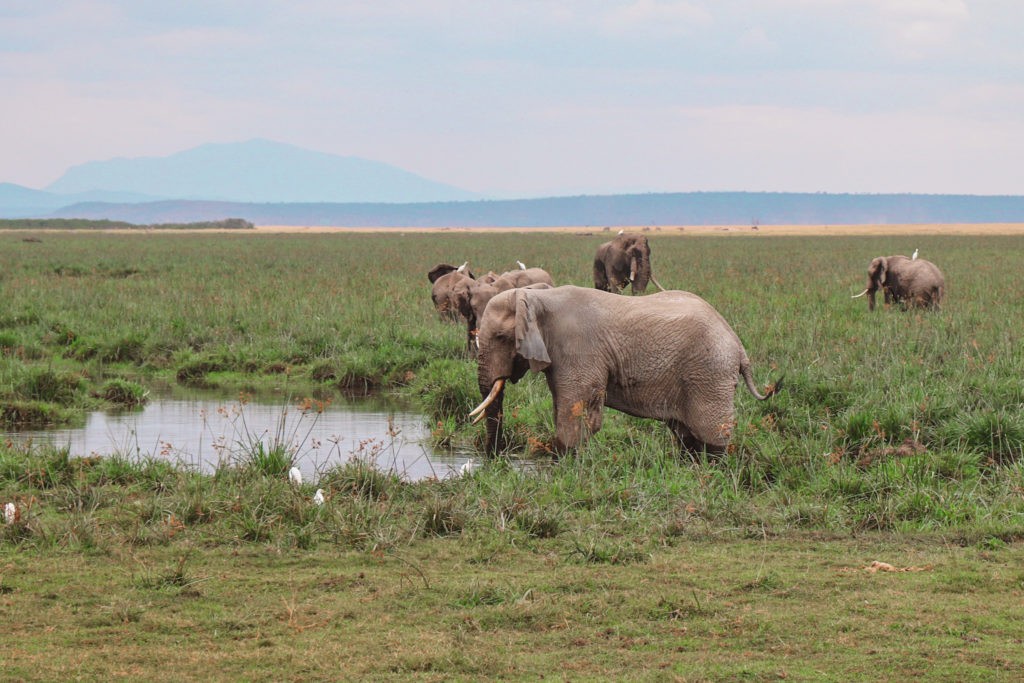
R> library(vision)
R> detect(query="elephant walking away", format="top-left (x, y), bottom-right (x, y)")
top-left (594, 232), bottom-right (665, 295)
top-left (852, 255), bottom-right (945, 311)
top-left (470, 285), bottom-right (781, 455)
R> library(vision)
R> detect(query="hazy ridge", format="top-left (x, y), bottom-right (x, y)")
top-left (48, 191), bottom-right (1024, 227)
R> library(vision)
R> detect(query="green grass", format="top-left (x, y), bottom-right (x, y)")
top-left (1, 229), bottom-right (1024, 678)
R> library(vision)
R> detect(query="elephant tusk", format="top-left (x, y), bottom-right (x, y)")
top-left (469, 378), bottom-right (505, 418)
top-left (471, 411), bottom-right (486, 425)
top-left (851, 288), bottom-right (869, 299)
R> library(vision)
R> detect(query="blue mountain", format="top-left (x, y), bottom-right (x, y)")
top-left (43, 139), bottom-right (478, 203)
top-left (0, 183), bottom-right (159, 218)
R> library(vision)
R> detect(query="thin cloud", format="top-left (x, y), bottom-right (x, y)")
top-left (600, 0), bottom-right (713, 36)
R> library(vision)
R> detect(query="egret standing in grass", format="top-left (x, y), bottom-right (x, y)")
top-left (459, 459), bottom-right (479, 477)
top-left (313, 489), bottom-right (325, 506)
top-left (516, 260), bottom-right (526, 270)
top-left (288, 466), bottom-right (303, 487)
top-left (912, 248), bottom-right (919, 260)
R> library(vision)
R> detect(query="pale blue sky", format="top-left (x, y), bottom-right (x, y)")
top-left (2, 1), bottom-right (1022, 196)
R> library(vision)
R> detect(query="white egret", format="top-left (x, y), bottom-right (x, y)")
top-left (617, 229), bottom-right (625, 236)
top-left (312, 489), bottom-right (325, 506)
top-left (3, 502), bottom-right (16, 524)
top-left (516, 260), bottom-right (526, 270)
top-left (911, 248), bottom-right (919, 260)
top-left (456, 261), bottom-right (468, 273)
top-left (288, 466), bottom-right (303, 487)
top-left (459, 459), bottom-right (479, 477)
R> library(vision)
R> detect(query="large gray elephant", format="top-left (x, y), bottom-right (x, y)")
top-left (593, 232), bottom-right (665, 295)
top-left (470, 285), bottom-right (780, 455)
top-left (852, 255), bottom-right (945, 311)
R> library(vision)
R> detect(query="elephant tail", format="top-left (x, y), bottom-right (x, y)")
top-left (740, 361), bottom-right (783, 401)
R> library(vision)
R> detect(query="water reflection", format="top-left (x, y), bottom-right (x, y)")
top-left (2, 394), bottom-right (473, 482)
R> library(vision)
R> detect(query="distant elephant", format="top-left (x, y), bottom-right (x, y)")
top-left (593, 232), bottom-right (665, 295)
top-left (470, 285), bottom-right (780, 455)
top-left (852, 255), bottom-right (945, 311)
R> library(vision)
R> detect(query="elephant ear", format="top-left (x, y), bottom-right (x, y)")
top-left (428, 264), bottom-right (456, 284)
top-left (871, 257), bottom-right (888, 286)
top-left (514, 290), bottom-right (551, 373)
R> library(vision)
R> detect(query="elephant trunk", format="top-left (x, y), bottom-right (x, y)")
top-left (484, 392), bottom-right (505, 454)
top-left (630, 249), bottom-right (651, 294)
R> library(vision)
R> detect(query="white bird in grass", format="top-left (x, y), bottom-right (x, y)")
top-left (456, 261), bottom-right (469, 273)
top-left (516, 260), bottom-right (526, 270)
top-left (312, 489), bottom-right (325, 506)
top-left (911, 248), bottom-right (919, 260)
top-left (459, 459), bottom-right (480, 477)
top-left (617, 229), bottom-right (625, 236)
top-left (288, 466), bottom-right (303, 487)
top-left (3, 502), bottom-right (16, 525)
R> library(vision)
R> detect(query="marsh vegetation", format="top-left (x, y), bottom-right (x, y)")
top-left (1, 229), bottom-right (1023, 678)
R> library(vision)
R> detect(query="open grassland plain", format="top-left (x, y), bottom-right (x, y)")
top-left (2, 228), bottom-right (1024, 679)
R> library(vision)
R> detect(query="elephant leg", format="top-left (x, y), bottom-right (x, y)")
top-left (668, 399), bottom-right (733, 458)
top-left (553, 388), bottom-right (605, 451)
top-left (667, 420), bottom-right (717, 461)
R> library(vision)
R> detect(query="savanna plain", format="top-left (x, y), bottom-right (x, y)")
top-left (2, 227), bottom-right (1024, 681)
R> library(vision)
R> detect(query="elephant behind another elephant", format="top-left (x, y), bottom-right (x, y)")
top-left (853, 255), bottom-right (945, 311)
top-left (429, 263), bottom-right (555, 352)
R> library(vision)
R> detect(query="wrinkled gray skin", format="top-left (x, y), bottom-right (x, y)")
top-left (861, 256), bottom-right (945, 311)
top-left (474, 285), bottom-right (779, 455)
top-left (593, 233), bottom-right (660, 294)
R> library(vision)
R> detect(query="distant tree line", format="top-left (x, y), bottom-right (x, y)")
top-left (0, 218), bottom-right (254, 230)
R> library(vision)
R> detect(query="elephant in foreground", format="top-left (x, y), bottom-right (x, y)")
top-left (470, 285), bottom-right (780, 455)
top-left (852, 255), bottom-right (945, 311)
top-left (594, 232), bottom-right (665, 294)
